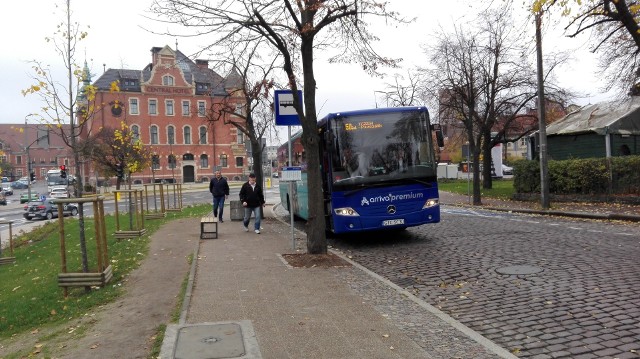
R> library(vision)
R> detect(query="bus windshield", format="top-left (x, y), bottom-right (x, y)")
top-left (328, 109), bottom-right (437, 190)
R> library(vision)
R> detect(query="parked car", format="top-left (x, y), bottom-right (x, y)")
top-left (23, 199), bottom-right (78, 220)
top-left (502, 164), bottom-right (513, 175)
top-left (2, 184), bottom-right (13, 195)
top-left (49, 186), bottom-right (70, 199)
top-left (20, 192), bottom-right (40, 203)
top-left (1, 177), bottom-right (8, 183)
top-left (11, 181), bottom-right (28, 189)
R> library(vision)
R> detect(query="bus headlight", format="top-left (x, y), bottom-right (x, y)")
top-left (334, 207), bottom-right (360, 216)
top-left (422, 198), bottom-right (439, 209)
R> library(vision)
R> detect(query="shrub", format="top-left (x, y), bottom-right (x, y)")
top-left (514, 155), bottom-right (640, 195)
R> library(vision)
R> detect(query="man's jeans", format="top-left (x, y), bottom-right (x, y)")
top-left (213, 196), bottom-right (225, 220)
top-left (243, 206), bottom-right (261, 230)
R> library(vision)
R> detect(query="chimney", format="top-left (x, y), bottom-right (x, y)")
top-left (151, 47), bottom-right (162, 65)
top-left (196, 59), bottom-right (209, 70)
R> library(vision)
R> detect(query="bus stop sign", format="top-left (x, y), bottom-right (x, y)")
top-left (274, 90), bottom-right (303, 126)
top-left (281, 167), bottom-right (302, 182)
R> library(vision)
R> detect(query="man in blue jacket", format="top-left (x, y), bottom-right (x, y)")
top-left (239, 173), bottom-right (265, 234)
top-left (209, 170), bottom-right (229, 222)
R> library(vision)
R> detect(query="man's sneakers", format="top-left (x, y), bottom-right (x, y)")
top-left (242, 226), bottom-right (259, 234)
top-left (219, 218), bottom-right (224, 223)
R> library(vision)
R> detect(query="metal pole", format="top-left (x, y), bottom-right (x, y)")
top-left (289, 181), bottom-right (295, 250)
top-left (25, 118), bottom-right (32, 202)
top-left (288, 126), bottom-right (295, 249)
top-left (535, 12), bottom-right (550, 210)
top-left (467, 153), bottom-right (471, 204)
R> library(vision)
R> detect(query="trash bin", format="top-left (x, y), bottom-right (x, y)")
top-left (230, 200), bottom-right (243, 221)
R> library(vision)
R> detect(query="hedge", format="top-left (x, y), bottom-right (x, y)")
top-left (513, 155), bottom-right (640, 195)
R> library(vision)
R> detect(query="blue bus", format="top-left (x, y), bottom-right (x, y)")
top-left (279, 106), bottom-right (443, 234)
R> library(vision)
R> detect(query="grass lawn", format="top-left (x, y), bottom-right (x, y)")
top-left (438, 178), bottom-right (515, 200)
top-left (0, 203), bottom-right (210, 340)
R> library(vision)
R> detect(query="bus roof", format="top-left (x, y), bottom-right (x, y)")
top-left (318, 106), bottom-right (429, 127)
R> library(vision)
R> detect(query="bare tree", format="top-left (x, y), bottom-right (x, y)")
top-left (76, 124), bottom-right (151, 190)
top-left (205, 39), bottom-right (280, 188)
top-left (22, 0), bottom-right (115, 280)
top-left (534, 0), bottom-right (640, 95)
top-left (380, 70), bottom-right (429, 107)
top-left (150, 0), bottom-right (406, 254)
top-left (422, 8), bottom-right (568, 204)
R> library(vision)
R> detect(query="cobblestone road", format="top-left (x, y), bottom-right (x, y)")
top-left (328, 206), bottom-right (640, 359)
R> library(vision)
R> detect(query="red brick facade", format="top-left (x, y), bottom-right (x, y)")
top-left (0, 124), bottom-right (71, 181)
top-left (89, 45), bottom-right (248, 184)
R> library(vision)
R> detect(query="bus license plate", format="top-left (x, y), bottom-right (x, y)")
top-left (382, 219), bottom-right (404, 226)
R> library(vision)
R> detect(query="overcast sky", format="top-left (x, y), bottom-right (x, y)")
top-left (1, 1), bottom-right (613, 131)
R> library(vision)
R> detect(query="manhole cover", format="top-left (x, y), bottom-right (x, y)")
top-left (175, 323), bottom-right (245, 359)
top-left (495, 265), bottom-right (543, 275)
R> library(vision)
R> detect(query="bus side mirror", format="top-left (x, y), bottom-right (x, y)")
top-left (432, 124), bottom-right (445, 148)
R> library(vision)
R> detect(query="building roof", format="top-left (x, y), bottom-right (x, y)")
top-left (92, 46), bottom-right (233, 96)
top-left (546, 97), bottom-right (640, 136)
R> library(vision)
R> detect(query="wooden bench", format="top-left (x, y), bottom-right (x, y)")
top-left (58, 265), bottom-right (113, 287)
top-left (200, 217), bottom-right (218, 239)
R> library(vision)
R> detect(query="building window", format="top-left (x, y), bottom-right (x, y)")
top-left (168, 154), bottom-right (176, 169)
top-left (220, 154), bottom-right (228, 168)
top-left (183, 153), bottom-right (194, 161)
top-left (182, 100), bottom-right (190, 116)
top-left (183, 126), bottom-right (191, 144)
top-left (149, 99), bottom-right (157, 115)
top-left (236, 157), bottom-right (243, 167)
top-left (152, 155), bottom-right (160, 170)
top-left (150, 125), bottom-right (159, 144)
top-left (129, 98), bottom-right (139, 115)
top-left (168, 126), bottom-right (175, 145)
top-left (131, 125), bottom-right (140, 140)
top-left (237, 132), bottom-right (244, 144)
top-left (199, 126), bottom-right (207, 144)
top-left (162, 75), bottom-right (174, 86)
top-left (200, 154), bottom-right (208, 168)
top-left (0, 155), bottom-right (6, 163)
top-left (17, 155), bottom-right (22, 165)
top-left (197, 101), bottom-right (206, 116)
top-left (166, 100), bottom-right (174, 116)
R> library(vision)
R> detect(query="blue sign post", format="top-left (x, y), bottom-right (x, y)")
top-left (274, 90), bottom-right (303, 126)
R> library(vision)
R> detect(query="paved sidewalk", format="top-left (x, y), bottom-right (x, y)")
top-left (161, 202), bottom-right (517, 358)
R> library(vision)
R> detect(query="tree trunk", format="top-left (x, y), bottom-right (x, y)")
top-left (300, 34), bottom-right (327, 254)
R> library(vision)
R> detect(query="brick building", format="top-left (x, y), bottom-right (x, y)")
top-left (89, 45), bottom-right (248, 184)
top-left (0, 123), bottom-right (71, 181)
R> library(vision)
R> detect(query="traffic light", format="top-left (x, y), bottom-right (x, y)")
top-left (30, 172), bottom-right (36, 182)
top-left (60, 165), bottom-right (67, 179)
top-left (116, 163), bottom-right (124, 179)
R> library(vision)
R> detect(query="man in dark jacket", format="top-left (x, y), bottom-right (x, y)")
top-left (239, 173), bottom-right (265, 234)
top-left (209, 170), bottom-right (230, 222)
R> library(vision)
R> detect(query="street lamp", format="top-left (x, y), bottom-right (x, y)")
top-left (24, 115), bottom-right (48, 203)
